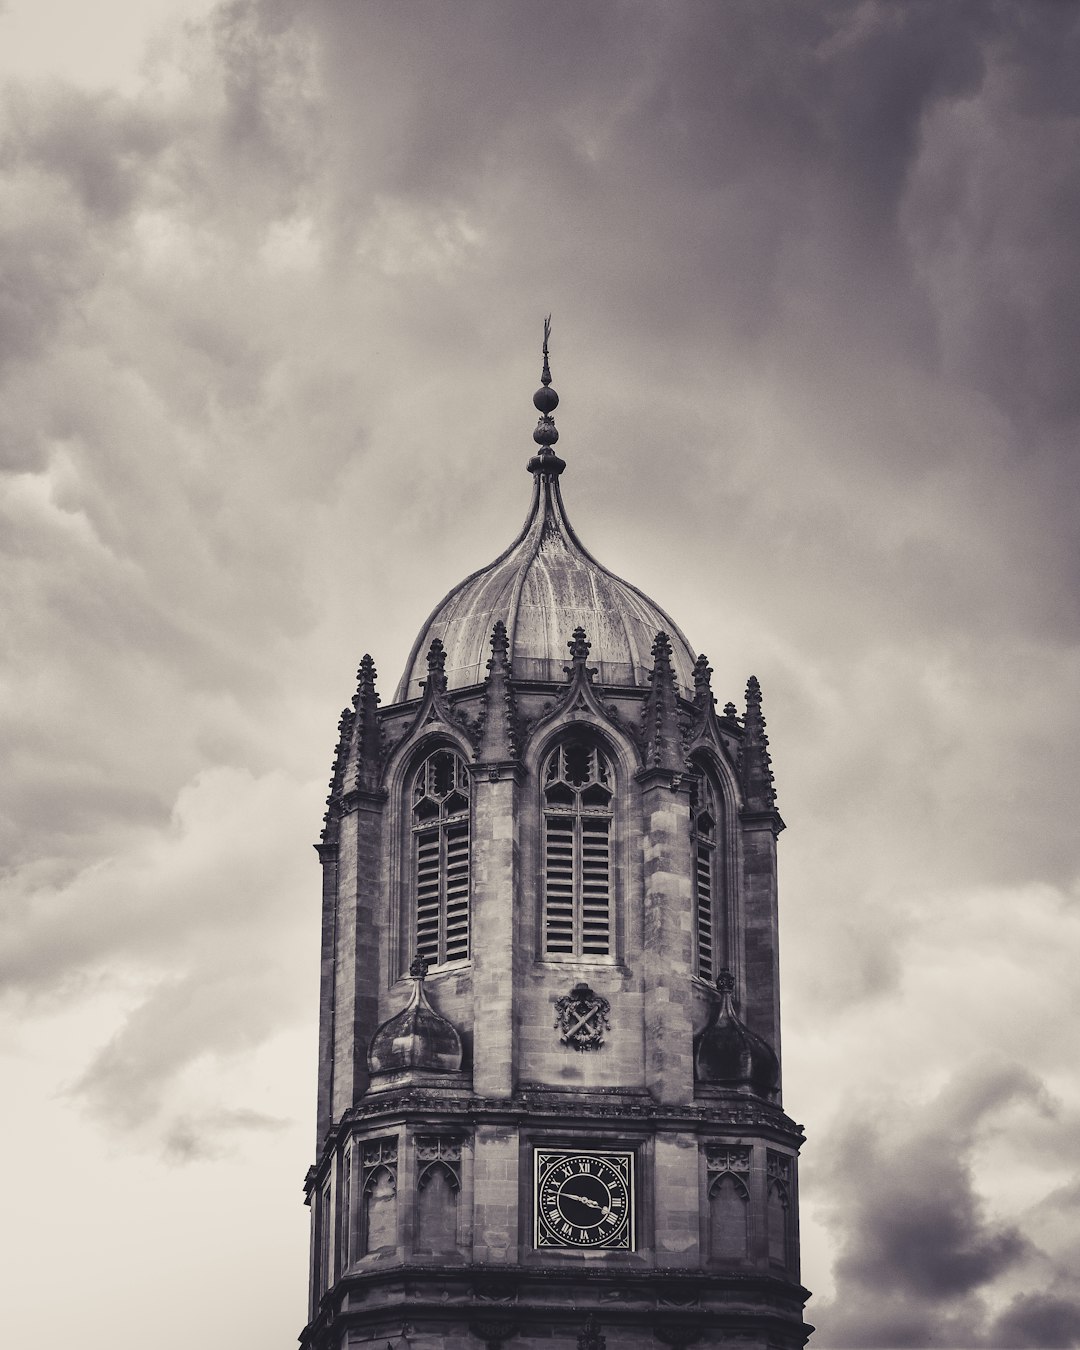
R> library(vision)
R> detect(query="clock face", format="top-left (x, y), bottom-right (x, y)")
top-left (533, 1149), bottom-right (635, 1250)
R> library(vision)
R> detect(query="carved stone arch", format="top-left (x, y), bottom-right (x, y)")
top-left (383, 724), bottom-right (477, 806)
top-left (522, 709), bottom-right (639, 788)
top-left (767, 1178), bottom-right (791, 1269)
top-left (415, 1159), bottom-right (461, 1255)
top-left (417, 1157), bottom-right (461, 1193)
top-left (361, 1163), bottom-right (398, 1255)
top-left (707, 1169), bottom-right (750, 1263)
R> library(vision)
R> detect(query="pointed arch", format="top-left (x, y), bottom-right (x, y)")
top-left (767, 1179), bottom-right (791, 1268)
top-left (708, 1170), bottom-right (750, 1263)
top-left (416, 1160), bottom-right (461, 1254)
top-left (362, 1164), bottom-right (398, 1255)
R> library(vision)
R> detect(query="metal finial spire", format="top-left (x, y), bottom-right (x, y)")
top-left (529, 315), bottom-right (563, 475)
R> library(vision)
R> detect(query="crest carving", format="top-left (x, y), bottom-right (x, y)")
top-left (554, 982), bottom-right (611, 1052)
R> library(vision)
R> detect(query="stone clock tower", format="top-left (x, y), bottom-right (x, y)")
top-left (301, 329), bottom-right (812, 1350)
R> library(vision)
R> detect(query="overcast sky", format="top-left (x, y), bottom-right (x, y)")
top-left (1, 2), bottom-right (1079, 1347)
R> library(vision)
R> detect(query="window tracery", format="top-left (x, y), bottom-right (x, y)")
top-left (411, 748), bottom-right (470, 966)
top-left (541, 737), bottom-right (614, 958)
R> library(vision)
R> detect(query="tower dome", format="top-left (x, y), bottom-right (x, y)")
top-left (395, 335), bottom-right (697, 702)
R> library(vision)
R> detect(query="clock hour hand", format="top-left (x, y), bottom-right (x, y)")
top-left (562, 1191), bottom-right (607, 1212)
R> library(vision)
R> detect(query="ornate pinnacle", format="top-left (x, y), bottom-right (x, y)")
top-left (353, 653), bottom-right (378, 707)
top-left (351, 654), bottom-right (382, 795)
top-left (424, 638), bottom-right (448, 693)
top-left (479, 618), bottom-right (519, 761)
top-left (642, 630), bottom-right (682, 772)
top-left (651, 631), bottom-right (674, 664)
top-left (568, 626), bottom-right (591, 663)
top-left (489, 618), bottom-right (510, 666)
top-left (693, 653), bottom-right (715, 710)
top-left (741, 674), bottom-right (777, 810)
top-left (563, 625), bottom-right (598, 685)
top-left (409, 950), bottom-right (430, 980)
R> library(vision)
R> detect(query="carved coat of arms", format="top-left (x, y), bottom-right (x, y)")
top-left (554, 982), bottom-right (611, 1052)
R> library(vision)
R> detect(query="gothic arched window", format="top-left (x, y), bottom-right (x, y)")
top-left (411, 748), bottom-right (470, 966)
top-left (542, 737), bottom-right (614, 958)
top-left (690, 767), bottom-right (722, 981)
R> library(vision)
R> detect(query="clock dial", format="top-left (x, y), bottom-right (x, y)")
top-left (533, 1149), bottom-right (635, 1250)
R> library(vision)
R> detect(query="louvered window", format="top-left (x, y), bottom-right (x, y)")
top-left (690, 770), bottom-right (719, 981)
top-left (542, 739), bottom-right (614, 958)
top-left (412, 749), bottom-right (470, 966)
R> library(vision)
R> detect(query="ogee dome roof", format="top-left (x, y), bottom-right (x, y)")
top-left (395, 327), bottom-right (697, 702)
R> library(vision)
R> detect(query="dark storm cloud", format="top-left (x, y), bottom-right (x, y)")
top-left (814, 1064), bottom-right (1060, 1346)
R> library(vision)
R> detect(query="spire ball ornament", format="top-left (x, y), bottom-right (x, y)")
top-left (528, 314), bottom-right (566, 475)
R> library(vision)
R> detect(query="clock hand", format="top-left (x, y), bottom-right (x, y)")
top-left (561, 1191), bottom-right (608, 1212)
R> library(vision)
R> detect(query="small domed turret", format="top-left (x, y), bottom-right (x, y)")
top-left (694, 969), bottom-right (779, 1096)
top-left (367, 953), bottom-right (463, 1077)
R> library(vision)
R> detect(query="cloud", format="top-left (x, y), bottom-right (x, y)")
top-left (813, 1064), bottom-right (1056, 1346)
top-left (2, 766), bottom-right (318, 1151)
top-left (0, 1), bottom-right (1078, 1344)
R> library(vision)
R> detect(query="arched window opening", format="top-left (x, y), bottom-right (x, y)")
top-left (542, 738), bottom-right (614, 958)
top-left (412, 748), bottom-right (470, 966)
top-left (767, 1181), bottom-right (790, 1268)
top-left (690, 768), bottom-right (721, 981)
top-left (708, 1171), bottom-right (750, 1262)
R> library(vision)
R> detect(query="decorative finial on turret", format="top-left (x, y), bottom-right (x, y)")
top-left (424, 638), bottom-right (448, 693)
top-left (529, 315), bottom-right (566, 477)
top-left (409, 950), bottom-right (430, 980)
top-left (693, 653), bottom-right (715, 711)
top-left (568, 626), bottom-right (592, 664)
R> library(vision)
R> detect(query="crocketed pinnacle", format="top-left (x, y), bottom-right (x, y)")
top-left (529, 314), bottom-right (565, 477)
